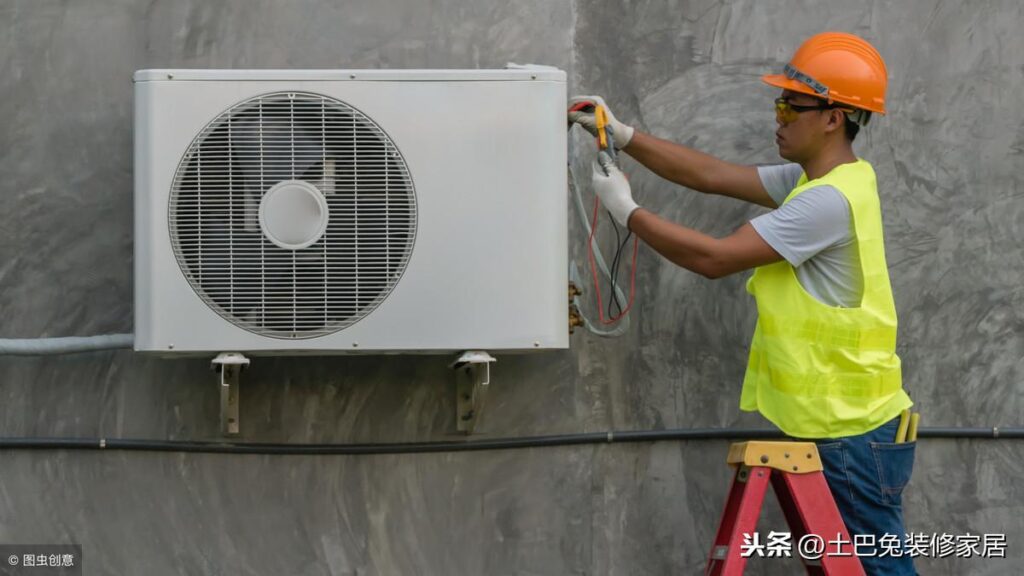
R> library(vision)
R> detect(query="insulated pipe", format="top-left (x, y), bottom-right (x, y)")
top-left (0, 334), bottom-right (134, 356)
top-left (567, 138), bottom-right (630, 337)
top-left (0, 427), bottom-right (1019, 456)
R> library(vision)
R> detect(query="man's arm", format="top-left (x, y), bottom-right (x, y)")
top-left (568, 95), bottom-right (775, 207)
top-left (626, 209), bottom-right (783, 279)
top-left (590, 153), bottom-right (782, 279)
top-left (624, 131), bottom-right (778, 209)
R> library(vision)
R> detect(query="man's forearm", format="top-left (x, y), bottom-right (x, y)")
top-left (623, 131), bottom-right (775, 208)
top-left (623, 131), bottom-right (726, 194)
top-left (626, 208), bottom-right (721, 277)
top-left (626, 209), bottom-right (783, 279)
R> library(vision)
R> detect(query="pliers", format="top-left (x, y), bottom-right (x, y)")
top-left (569, 101), bottom-right (618, 173)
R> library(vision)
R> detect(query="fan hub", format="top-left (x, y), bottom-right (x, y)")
top-left (259, 180), bottom-right (329, 250)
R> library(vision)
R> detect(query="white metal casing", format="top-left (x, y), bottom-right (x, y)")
top-left (134, 68), bottom-right (568, 354)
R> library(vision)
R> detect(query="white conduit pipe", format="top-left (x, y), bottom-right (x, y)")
top-left (0, 334), bottom-right (134, 356)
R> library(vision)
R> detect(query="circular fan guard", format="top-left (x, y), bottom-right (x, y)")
top-left (169, 92), bottom-right (417, 339)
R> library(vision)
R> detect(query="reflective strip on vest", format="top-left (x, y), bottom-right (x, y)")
top-left (741, 159), bottom-right (912, 438)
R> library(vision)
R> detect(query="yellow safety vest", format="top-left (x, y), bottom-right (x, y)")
top-left (741, 159), bottom-right (912, 438)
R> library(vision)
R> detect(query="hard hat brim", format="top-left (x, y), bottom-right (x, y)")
top-left (761, 74), bottom-right (822, 99)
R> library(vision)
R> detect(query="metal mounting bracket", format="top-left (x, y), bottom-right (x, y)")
top-left (450, 351), bottom-right (496, 434)
top-left (211, 352), bottom-right (250, 436)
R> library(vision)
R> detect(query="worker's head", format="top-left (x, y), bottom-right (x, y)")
top-left (772, 90), bottom-right (861, 162)
top-left (762, 32), bottom-right (887, 160)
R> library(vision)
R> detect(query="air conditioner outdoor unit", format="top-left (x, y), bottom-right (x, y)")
top-left (134, 68), bottom-right (568, 356)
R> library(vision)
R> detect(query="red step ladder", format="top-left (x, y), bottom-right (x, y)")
top-left (704, 441), bottom-right (866, 575)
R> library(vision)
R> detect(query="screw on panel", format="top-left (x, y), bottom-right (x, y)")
top-left (168, 344), bottom-right (174, 349)
top-left (533, 341), bottom-right (540, 348)
top-left (167, 73), bottom-right (173, 80)
top-left (352, 342), bottom-right (359, 348)
top-left (350, 74), bottom-right (356, 79)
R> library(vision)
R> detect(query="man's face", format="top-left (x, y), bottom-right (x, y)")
top-left (774, 89), bottom-right (832, 162)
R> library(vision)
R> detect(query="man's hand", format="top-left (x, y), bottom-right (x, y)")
top-left (592, 152), bottom-right (640, 228)
top-left (568, 95), bottom-right (635, 150)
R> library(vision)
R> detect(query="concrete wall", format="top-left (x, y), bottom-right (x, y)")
top-left (1, 0), bottom-right (1021, 574)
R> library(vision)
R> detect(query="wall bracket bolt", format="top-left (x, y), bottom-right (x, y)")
top-left (211, 352), bottom-right (250, 437)
top-left (450, 350), bottom-right (496, 434)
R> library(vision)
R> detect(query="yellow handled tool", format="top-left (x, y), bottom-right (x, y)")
top-left (895, 409), bottom-right (911, 443)
top-left (907, 412), bottom-right (920, 442)
top-left (895, 409), bottom-right (921, 443)
top-left (594, 105), bottom-right (609, 151)
top-left (570, 101), bottom-right (619, 169)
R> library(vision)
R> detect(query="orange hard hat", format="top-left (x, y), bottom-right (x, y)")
top-left (762, 32), bottom-right (888, 115)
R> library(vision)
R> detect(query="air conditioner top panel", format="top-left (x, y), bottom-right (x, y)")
top-left (133, 68), bottom-right (566, 83)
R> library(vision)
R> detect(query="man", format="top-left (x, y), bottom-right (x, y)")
top-left (569, 32), bottom-right (916, 575)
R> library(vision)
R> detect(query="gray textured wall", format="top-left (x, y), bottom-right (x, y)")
top-left (1, 0), bottom-right (1021, 574)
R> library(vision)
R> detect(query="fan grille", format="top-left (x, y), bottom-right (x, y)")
top-left (169, 92), bottom-right (417, 339)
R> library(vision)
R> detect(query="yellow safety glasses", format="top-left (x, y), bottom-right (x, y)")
top-left (774, 97), bottom-right (850, 124)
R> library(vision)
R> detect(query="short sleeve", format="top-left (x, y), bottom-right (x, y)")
top-left (757, 163), bottom-right (805, 206)
top-left (749, 185), bottom-right (852, 267)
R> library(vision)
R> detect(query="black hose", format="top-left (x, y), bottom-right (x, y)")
top-left (914, 427), bottom-right (1024, 439)
top-left (0, 427), bottom-right (1019, 456)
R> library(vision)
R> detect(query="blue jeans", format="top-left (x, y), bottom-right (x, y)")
top-left (795, 417), bottom-right (918, 576)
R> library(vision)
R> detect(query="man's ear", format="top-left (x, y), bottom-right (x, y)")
top-left (824, 109), bottom-right (845, 134)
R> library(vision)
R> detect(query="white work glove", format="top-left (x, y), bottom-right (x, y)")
top-left (567, 95), bottom-right (635, 150)
top-left (592, 152), bottom-right (639, 228)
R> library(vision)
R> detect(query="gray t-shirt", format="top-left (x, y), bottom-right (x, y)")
top-left (749, 163), bottom-right (863, 308)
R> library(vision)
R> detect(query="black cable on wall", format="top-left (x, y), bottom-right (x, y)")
top-left (0, 427), bottom-right (1019, 456)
